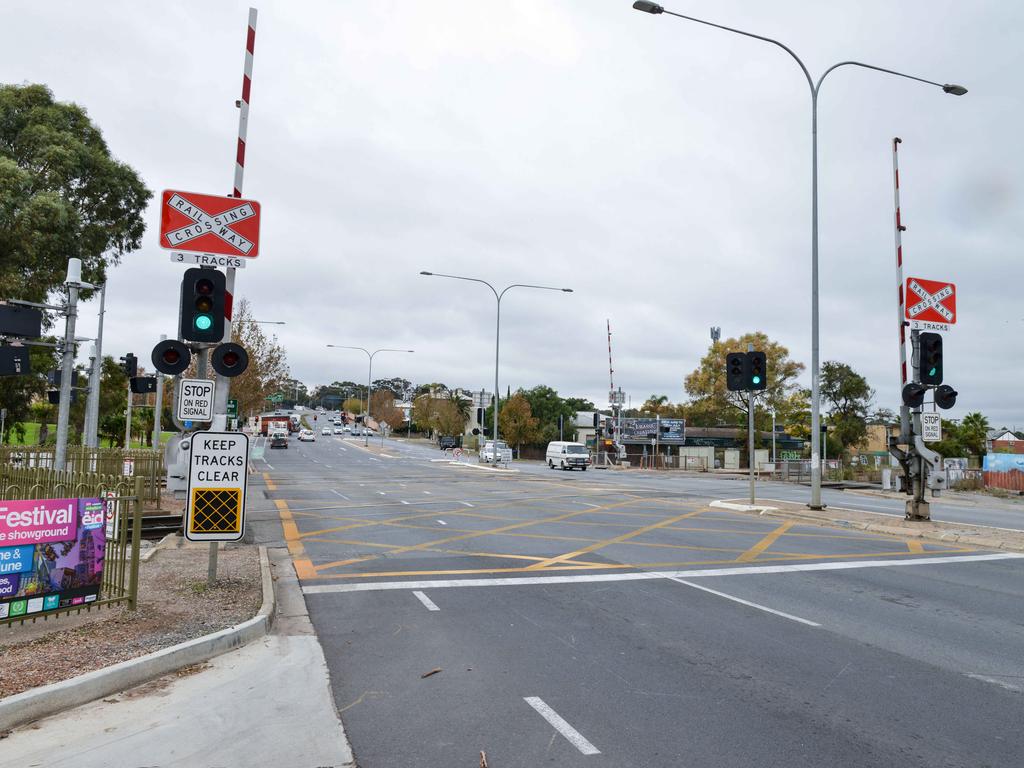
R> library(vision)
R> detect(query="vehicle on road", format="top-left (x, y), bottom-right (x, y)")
top-left (480, 440), bottom-right (513, 463)
top-left (439, 435), bottom-right (461, 450)
top-left (269, 431), bottom-right (289, 449)
top-left (298, 429), bottom-right (316, 442)
top-left (343, 425), bottom-right (352, 433)
top-left (546, 441), bottom-right (590, 471)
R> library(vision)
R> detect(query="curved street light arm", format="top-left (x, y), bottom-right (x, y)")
top-left (420, 271), bottom-right (499, 300)
top-left (816, 60), bottom-right (952, 95)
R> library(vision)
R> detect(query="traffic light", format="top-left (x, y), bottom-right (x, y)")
top-left (179, 268), bottom-right (226, 343)
top-left (0, 346), bottom-right (30, 376)
top-left (919, 332), bottom-right (943, 385)
top-left (902, 382), bottom-right (927, 408)
top-left (151, 339), bottom-right (191, 375)
top-left (130, 377), bottom-right (157, 394)
top-left (934, 384), bottom-right (958, 410)
top-left (748, 351), bottom-right (767, 390)
top-left (119, 353), bottom-right (138, 378)
top-left (211, 343), bottom-right (249, 377)
top-left (726, 353), bottom-right (747, 391)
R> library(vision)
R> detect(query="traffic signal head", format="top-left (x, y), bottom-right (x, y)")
top-left (934, 384), bottom-right (958, 410)
top-left (748, 351), bottom-right (767, 390)
top-left (902, 382), bottom-right (927, 408)
top-left (919, 332), bottom-right (943, 385)
top-left (211, 343), bottom-right (249, 378)
top-left (151, 339), bottom-right (192, 375)
top-left (180, 268), bottom-right (226, 342)
top-left (130, 376), bottom-right (157, 394)
top-left (119, 353), bottom-right (138, 378)
top-left (726, 352), bottom-right (748, 392)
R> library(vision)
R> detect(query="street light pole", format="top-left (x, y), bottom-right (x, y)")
top-left (326, 345), bottom-right (414, 446)
top-left (631, 1), bottom-right (966, 508)
top-left (420, 271), bottom-right (573, 461)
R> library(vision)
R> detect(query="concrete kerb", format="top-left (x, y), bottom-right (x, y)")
top-left (0, 546), bottom-right (276, 733)
top-left (712, 499), bottom-right (1024, 554)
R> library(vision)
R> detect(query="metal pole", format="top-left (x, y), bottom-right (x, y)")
top-left (212, 7), bottom-right (257, 432)
top-left (54, 279), bottom-right (79, 471)
top-left (83, 344), bottom-right (97, 447)
top-left (195, 348), bottom-right (218, 583)
top-left (365, 352), bottom-right (373, 447)
top-left (85, 283), bottom-right (106, 448)
top-left (808, 91), bottom-right (823, 508)
top-left (124, 380), bottom-right (133, 448)
top-left (892, 137), bottom-right (912, 441)
top-left (493, 295), bottom-right (501, 462)
top-left (152, 335), bottom-right (166, 449)
top-left (748, 342), bottom-right (756, 504)
top-left (771, 410), bottom-right (777, 464)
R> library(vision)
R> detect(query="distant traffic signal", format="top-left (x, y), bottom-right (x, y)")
top-left (180, 268), bottom-right (226, 343)
top-left (726, 353), bottom-right (747, 392)
top-left (211, 343), bottom-right (249, 377)
top-left (119, 353), bottom-right (138, 378)
top-left (130, 377), bottom-right (157, 394)
top-left (151, 339), bottom-right (191, 375)
top-left (934, 384), bottom-right (958, 410)
top-left (748, 351), bottom-right (767, 390)
top-left (901, 382), bottom-right (927, 408)
top-left (0, 346), bottom-right (31, 377)
top-left (919, 332), bottom-right (943, 385)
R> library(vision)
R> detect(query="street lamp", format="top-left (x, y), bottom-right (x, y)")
top-left (420, 271), bottom-right (573, 461)
top-left (326, 345), bottom-right (414, 446)
top-left (632, 1), bottom-right (966, 508)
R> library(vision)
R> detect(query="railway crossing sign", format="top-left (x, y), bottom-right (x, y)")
top-left (159, 190), bottom-right (262, 259)
top-left (905, 277), bottom-right (956, 332)
top-left (185, 431), bottom-right (249, 542)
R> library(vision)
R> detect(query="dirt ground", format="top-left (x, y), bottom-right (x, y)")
top-left (0, 541), bottom-right (261, 699)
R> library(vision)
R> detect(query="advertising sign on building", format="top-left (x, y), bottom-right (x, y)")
top-left (618, 418), bottom-right (686, 444)
top-left (0, 498), bottom-right (106, 620)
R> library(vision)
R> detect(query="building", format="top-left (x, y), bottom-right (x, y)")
top-left (987, 429), bottom-right (1023, 454)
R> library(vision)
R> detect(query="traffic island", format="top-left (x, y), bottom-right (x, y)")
top-left (710, 499), bottom-right (1024, 553)
top-left (0, 541), bottom-right (272, 731)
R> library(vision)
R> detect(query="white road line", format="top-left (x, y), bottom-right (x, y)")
top-left (324, 465), bottom-right (332, 469)
top-left (423, 491), bottom-right (432, 495)
top-left (337, 445), bottom-right (347, 451)
top-left (437, 520), bottom-right (447, 525)
top-left (460, 501), bottom-right (474, 507)
top-left (412, 590), bottom-right (440, 611)
top-left (400, 500), bottom-right (410, 505)
top-left (262, 461), bottom-right (275, 470)
top-left (301, 553), bottom-right (1023, 595)
top-left (377, 491), bottom-right (386, 496)
top-left (580, 502), bottom-right (601, 508)
top-left (967, 673), bottom-right (1024, 693)
top-left (330, 489), bottom-right (351, 501)
top-left (369, 457), bottom-right (381, 462)
top-left (523, 697), bottom-right (600, 755)
top-left (661, 574), bottom-right (820, 627)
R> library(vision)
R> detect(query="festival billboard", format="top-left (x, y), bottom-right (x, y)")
top-left (0, 498), bottom-right (106, 620)
top-left (617, 418), bottom-right (686, 444)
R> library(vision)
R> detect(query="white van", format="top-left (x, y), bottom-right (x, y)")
top-left (546, 441), bottom-right (590, 471)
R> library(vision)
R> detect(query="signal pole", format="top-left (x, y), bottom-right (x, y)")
top-left (748, 341), bottom-right (755, 504)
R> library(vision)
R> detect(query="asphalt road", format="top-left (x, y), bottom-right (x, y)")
top-left (247, 426), bottom-right (1024, 767)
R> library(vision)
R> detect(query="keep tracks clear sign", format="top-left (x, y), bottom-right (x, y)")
top-left (186, 431), bottom-right (249, 542)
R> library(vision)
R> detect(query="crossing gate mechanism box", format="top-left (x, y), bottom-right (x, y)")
top-left (186, 431), bottom-right (249, 542)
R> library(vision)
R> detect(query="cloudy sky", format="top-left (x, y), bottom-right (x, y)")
top-left (5, 1), bottom-right (1021, 425)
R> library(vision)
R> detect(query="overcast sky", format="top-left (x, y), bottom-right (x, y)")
top-left (4, 1), bottom-right (1021, 426)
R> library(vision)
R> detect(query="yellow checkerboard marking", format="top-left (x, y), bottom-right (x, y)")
top-left (190, 487), bottom-right (242, 534)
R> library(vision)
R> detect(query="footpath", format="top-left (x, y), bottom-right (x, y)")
top-left (0, 547), bottom-right (354, 768)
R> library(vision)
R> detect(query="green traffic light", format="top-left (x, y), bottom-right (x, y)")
top-left (195, 314), bottom-right (213, 331)
top-left (929, 367), bottom-right (937, 377)
top-left (752, 376), bottom-right (761, 385)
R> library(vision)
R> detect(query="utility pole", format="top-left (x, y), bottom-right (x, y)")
top-left (124, 379), bottom-right (133, 449)
top-left (55, 259), bottom-right (91, 470)
top-left (747, 341), bottom-right (756, 505)
top-left (83, 283), bottom-right (106, 448)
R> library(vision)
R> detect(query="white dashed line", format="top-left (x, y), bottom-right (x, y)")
top-left (437, 520), bottom-right (447, 525)
top-left (459, 501), bottom-right (474, 508)
top-left (523, 697), bottom-right (600, 755)
top-left (412, 591), bottom-right (440, 611)
top-left (330, 489), bottom-right (351, 501)
top-left (660, 575), bottom-right (820, 627)
top-left (400, 500), bottom-right (410, 505)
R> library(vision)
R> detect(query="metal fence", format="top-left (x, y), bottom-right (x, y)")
top-left (0, 446), bottom-right (162, 503)
top-left (0, 467), bottom-right (144, 626)
top-left (763, 460), bottom-right (845, 484)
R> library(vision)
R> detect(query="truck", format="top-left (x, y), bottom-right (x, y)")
top-left (288, 414), bottom-right (301, 434)
top-left (259, 415), bottom-right (290, 436)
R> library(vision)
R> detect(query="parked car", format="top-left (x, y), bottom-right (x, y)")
top-left (480, 440), bottom-right (513, 463)
top-left (342, 425), bottom-right (352, 433)
top-left (321, 427), bottom-right (332, 436)
top-left (439, 435), bottom-right (461, 450)
top-left (298, 429), bottom-right (316, 442)
top-left (546, 441), bottom-right (590, 471)
top-left (270, 431), bottom-right (289, 449)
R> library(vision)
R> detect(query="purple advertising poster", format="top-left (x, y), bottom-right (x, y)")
top-left (0, 498), bottom-right (106, 620)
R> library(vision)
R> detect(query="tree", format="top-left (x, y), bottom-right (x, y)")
top-left (684, 333), bottom-right (805, 432)
top-left (370, 390), bottom-right (405, 430)
top-left (342, 397), bottom-right (364, 415)
top-left (499, 394), bottom-right (539, 454)
top-left (222, 298), bottom-right (290, 418)
top-left (959, 412), bottom-right (990, 457)
top-left (820, 361), bottom-right (874, 451)
top-left (520, 385), bottom-right (575, 444)
top-left (563, 397), bottom-right (596, 413)
top-left (412, 394), bottom-right (463, 438)
top-left (372, 378), bottom-right (413, 401)
top-left (0, 84), bottom-right (151, 303)
top-left (447, 391), bottom-right (471, 421)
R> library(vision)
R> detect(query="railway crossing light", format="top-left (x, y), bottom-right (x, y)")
top-left (211, 343), bottom-right (249, 377)
top-left (901, 382), bottom-right (927, 408)
top-left (934, 384), bottom-right (958, 410)
top-left (180, 268), bottom-right (226, 343)
top-left (151, 339), bottom-right (192, 375)
top-left (919, 332), bottom-right (943, 385)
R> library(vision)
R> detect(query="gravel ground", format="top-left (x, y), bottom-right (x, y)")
top-left (0, 542), bottom-right (261, 699)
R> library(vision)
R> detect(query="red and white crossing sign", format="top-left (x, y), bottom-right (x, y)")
top-left (159, 190), bottom-right (261, 259)
top-left (904, 276), bottom-right (956, 332)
